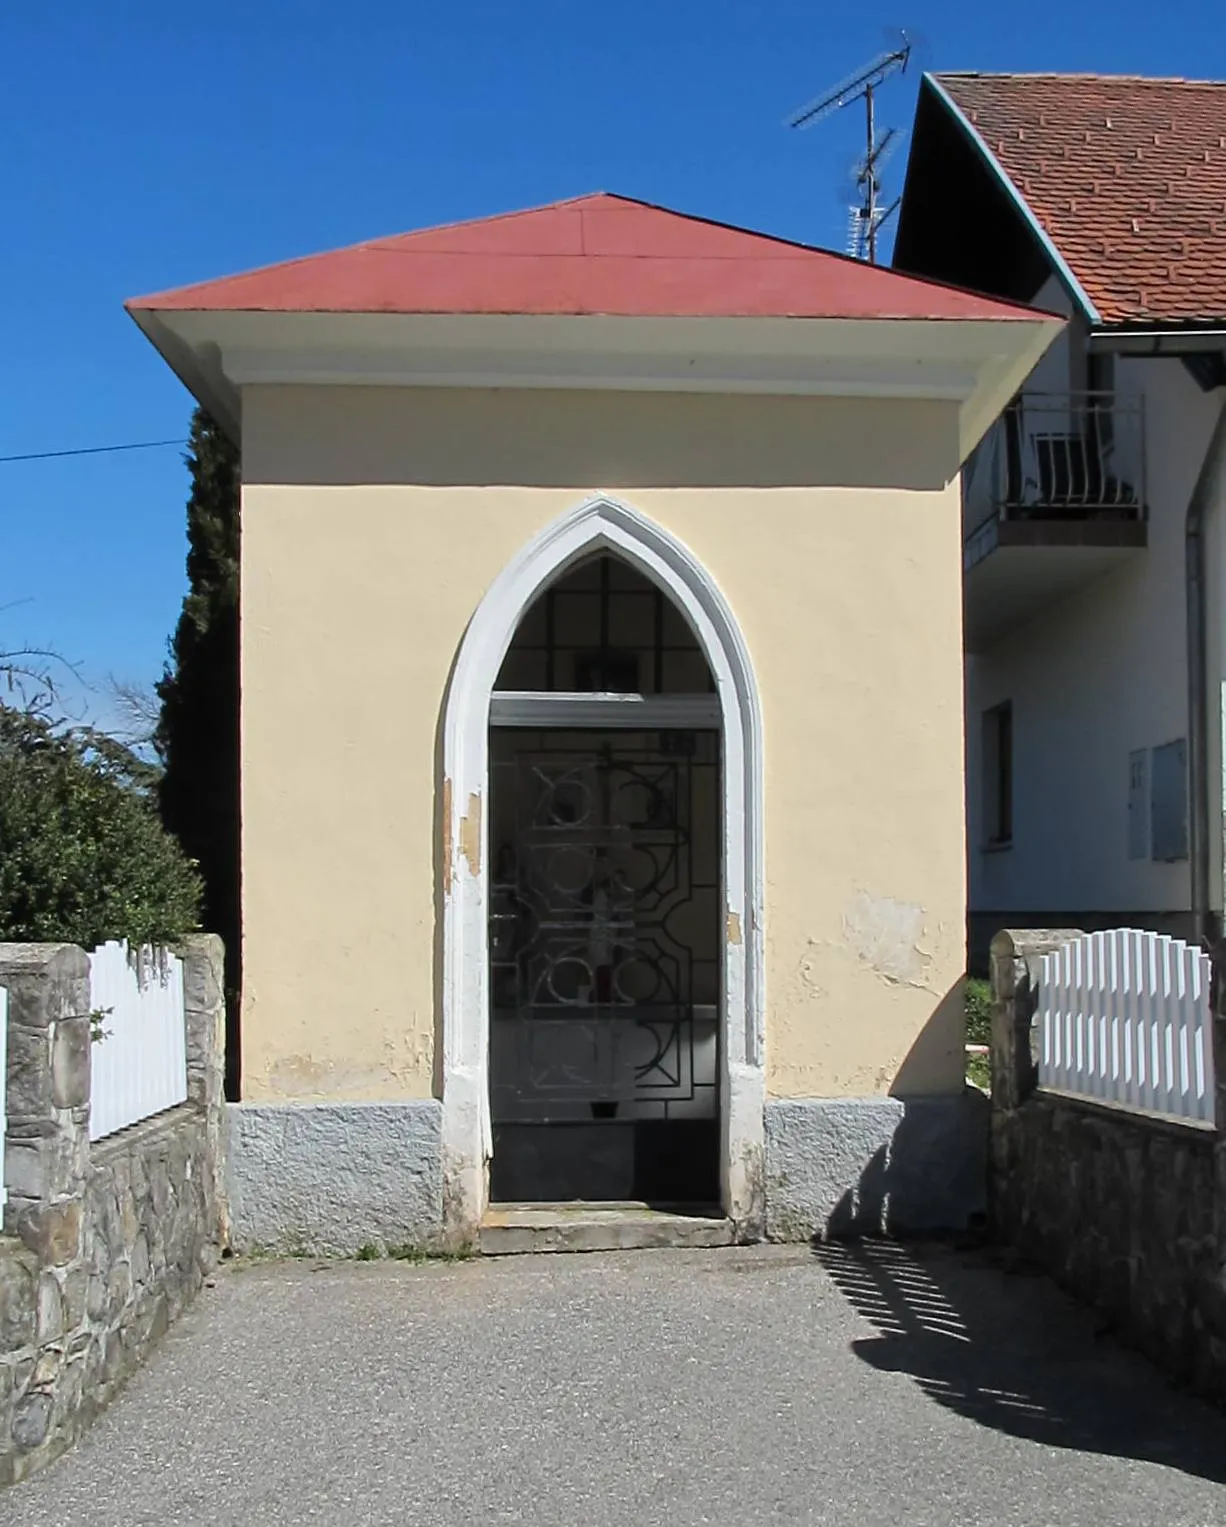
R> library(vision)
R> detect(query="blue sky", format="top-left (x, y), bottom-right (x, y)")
top-left (4, 2), bottom-right (1225, 730)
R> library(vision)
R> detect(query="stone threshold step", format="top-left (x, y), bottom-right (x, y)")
top-left (480, 1201), bottom-right (733, 1255)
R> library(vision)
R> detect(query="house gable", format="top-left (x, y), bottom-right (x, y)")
top-left (894, 78), bottom-right (1055, 308)
top-left (898, 71), bottom-right (1226, 330)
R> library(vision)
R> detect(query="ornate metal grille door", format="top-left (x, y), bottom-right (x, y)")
top-left (489, 731), bottom-right (720, 1135)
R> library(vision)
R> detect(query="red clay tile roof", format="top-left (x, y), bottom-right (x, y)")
top-left (128, 192), bottom-right (1040, 323)
top-left (936, 73), bottom-right (1226, 325)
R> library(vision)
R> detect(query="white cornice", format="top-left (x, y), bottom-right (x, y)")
top-left (129, 306), bottom-right (1063, 463)
top-left (221, 342), bottom-right (978, 399)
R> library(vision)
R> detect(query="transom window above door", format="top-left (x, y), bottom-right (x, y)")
top-left (496, 554), bottom-right (715, 696)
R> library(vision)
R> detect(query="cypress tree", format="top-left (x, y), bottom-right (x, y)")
top-left (156, 407), bottom-right (241, 1095)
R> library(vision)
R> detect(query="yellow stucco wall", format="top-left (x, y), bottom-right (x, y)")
top-left (238, 384), bottom-right (968, 1104)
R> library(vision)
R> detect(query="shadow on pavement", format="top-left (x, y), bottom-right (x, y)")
top-left (812, 1235), bottom-right (1226, 1485)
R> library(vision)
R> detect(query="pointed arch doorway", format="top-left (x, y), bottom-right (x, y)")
top-left (441, 498), bottom-right (764, 1240)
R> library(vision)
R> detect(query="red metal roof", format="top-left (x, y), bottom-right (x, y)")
top-left (128, 192), bottom-right (1039, 322)
top-left (937, 73), bottom-right (1226, 325)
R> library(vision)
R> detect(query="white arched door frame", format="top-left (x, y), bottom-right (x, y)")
top-left (440, 496), bottom-right (765, 1239)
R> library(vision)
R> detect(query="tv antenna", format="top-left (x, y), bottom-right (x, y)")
top-left (788, 36), bottom-right (912, 264)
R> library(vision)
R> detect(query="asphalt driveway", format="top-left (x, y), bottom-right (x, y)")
top-left (8, 1240), bottom-right (1226, 1526)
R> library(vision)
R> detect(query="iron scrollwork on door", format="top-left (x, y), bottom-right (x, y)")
top-left (489, 733), bottom-right (719, 1124)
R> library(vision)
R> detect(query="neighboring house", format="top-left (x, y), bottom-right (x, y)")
top-left (894, 73), bottom-right (1226, 968)
top-left (127, 193), bottom-right (1054, 1251)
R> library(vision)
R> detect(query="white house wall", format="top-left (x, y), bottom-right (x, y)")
top-left (1024, 275), bottom-right (1080, 395)
top-left (967, 356), bottom-right (1226, 942)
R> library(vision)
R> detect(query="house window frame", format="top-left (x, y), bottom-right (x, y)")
top-left (982, 700), bottom-right (1014, 850)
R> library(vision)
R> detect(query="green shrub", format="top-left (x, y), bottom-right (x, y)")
top-left (0, 705), bottom-right (201, 946)
top-left (965, 976), bottom-right (992, 1047)
top-left (964, 976), bottom-right (992, 1089)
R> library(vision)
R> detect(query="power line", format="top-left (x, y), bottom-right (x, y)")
top-left (0, 438), bottom-right (184, 465)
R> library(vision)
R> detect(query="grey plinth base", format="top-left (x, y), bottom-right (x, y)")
top-left (481, 1203), bottom-right (733, 1255)
top-left (225, 1101), bottom-right (444, 1256)
top-left (764, 1092), bottom-right (989, 1241)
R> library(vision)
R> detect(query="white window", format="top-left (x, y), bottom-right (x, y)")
top-left (1151, 739), bottom-right (1188, 863)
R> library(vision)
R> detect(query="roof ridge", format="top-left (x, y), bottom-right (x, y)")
top-left (127, 191), bottom-right (1054, 322)
top-left (343, 191), bottom-right (628, 255)
top-left (519, 191), bottom-right (1060, 306)
top-left (125, 193), bottom-right (623, 307)
top-left (126, 192), bottom-right (897, 309)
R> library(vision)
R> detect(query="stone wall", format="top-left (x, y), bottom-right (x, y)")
top-left (989, 928), bottom-right (1226, 1400)
top-left (0, 937), bottom-right (226, 1485)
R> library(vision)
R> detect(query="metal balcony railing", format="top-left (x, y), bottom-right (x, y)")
top-left (965, 391), bottom-right (1147, 543)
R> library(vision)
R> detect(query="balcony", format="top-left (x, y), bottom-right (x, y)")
top-left (963, 392), bottom-right (1148, 651)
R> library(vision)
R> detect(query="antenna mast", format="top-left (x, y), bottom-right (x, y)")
top-left (787, 37), bottom-right (912, 263)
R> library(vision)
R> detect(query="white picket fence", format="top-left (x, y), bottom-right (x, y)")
top-left (1038, 929), bottom-right (1215, 1124)
top-left (88, 941), bottom-right (187, 1142)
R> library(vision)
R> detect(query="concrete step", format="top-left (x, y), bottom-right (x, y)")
top-left (480, 1201), bottom-right (734, 1255)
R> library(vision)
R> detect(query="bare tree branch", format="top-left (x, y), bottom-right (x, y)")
top-left (102, 674), bottom-right (161, 748)
top-left (0, 645), bottom-right (81, 715)
top-left (1, 601), bottom-right (84, 718)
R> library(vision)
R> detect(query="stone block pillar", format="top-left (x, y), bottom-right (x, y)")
top-left (0, 945), bottom-right (92, 1475)
top-left (0, 945), bottom-right (91, 1256)
top-left (176, 934), bottom-right (228, 1249)
top-left (988, 929), bottom-right (1083, 1111)
top-left (988, 929), bottom-right (1082, 1238)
